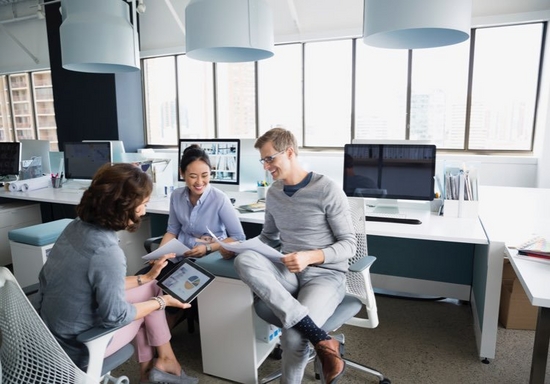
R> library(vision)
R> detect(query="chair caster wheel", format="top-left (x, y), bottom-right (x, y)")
top-left (271, 345), bottom-right (282, 360)
top-left (380, 378), bottom-right (391, 384)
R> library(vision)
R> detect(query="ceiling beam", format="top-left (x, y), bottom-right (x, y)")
top-left (164, 0), bottom-right (185, 37)
top-left (286, 0), bottom-right (302, 34)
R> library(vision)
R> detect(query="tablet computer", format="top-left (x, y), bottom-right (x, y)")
top-left (156, 259), bottom-right (215, 303)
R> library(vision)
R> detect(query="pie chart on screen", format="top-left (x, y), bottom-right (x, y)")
top-left (185, 275), bottom-right (201, 290)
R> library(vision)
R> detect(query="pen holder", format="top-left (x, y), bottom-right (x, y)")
top-left (51, 177), bottom-right (62, 189)
top-left (257, 186), bottom-right (269, 200)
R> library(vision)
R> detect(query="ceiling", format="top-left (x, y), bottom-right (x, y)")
top-left (2, 0), bottom-right (550, 30)
top-left (0, 0), bottom-right (548, 70)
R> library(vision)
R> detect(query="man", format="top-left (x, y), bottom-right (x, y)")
top-left (234, 128), bottom-right (357, 384)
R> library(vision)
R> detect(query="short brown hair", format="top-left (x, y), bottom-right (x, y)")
top-left (255, 128), bottom-right (299, 155)
top-left (76, 163), bottom-right (153, 232)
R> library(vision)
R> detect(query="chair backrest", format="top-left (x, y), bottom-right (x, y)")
top-left (0, 267), bottom-right (96, 384)
top-left (345, 197), bottom-right (379, 329)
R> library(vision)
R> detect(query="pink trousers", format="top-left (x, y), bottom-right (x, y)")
top-left (104, 281), bottom-right (171, 363)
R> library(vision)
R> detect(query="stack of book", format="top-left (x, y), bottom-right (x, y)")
top-left (514, 236), bottom-right (550, 263)
top-left (237, 201), bottom-right (266, 213)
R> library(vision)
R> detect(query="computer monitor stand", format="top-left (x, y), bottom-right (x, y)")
top-left (371, 199), bottom-right (400, 215)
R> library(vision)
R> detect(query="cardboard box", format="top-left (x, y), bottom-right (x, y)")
top-left (499, 259), bottom-right (538, 330)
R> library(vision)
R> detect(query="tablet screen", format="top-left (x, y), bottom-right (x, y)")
top-left (156, 259), bottom-right (215, 303)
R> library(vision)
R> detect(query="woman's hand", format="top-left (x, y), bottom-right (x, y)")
top-left (145, 253), bottom-right (176, 281)
top-left (162, 294), bottom-right (191, 310)
top-left (184, 244), bottom-right (209, 258)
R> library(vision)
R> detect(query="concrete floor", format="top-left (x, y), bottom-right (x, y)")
top-left (112, 294), bottom-right (549, 384)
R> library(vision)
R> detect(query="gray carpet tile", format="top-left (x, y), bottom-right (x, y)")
top-left (112, 295), bottom-right (549, 383)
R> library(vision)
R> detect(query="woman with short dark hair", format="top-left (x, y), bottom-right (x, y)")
top-left (34, 163), bottom-right (198, 384)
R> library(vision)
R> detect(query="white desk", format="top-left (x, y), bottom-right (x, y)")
top-left (478, 186), bottom-right (550, 362)
top-left (507, 250), bottom-right (550, 384)
top-left (478, 186), bottom-right (550, 383)
top-left (0, 185), bottom-right (501, 367)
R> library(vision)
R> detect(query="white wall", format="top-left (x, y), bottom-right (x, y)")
top-left (298, 151), bottom-right (538, 189)
top-left (147, 147), bottom-right (539, 192)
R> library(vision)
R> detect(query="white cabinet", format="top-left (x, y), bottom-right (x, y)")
top-left (0, 203), bottom-right (42, 266)
top-left (197, 276), bottom-right (278, 383)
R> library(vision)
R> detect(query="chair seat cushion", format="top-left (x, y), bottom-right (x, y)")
top-left (254, 294), bottom-right (363, 332)
top-left (194, 252), bottom-right (239, 279)
top-left (8, 219), bottom-right (73, 246)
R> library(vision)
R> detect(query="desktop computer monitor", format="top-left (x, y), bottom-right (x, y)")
top-left (20, 139), bottom-right (52, 175)
top-left (0, 142), bottom-right (21, 179)
top-left (82, 140), bottom-right (126, 163)
top-left (178, 139), bottom-right (240, 186)
top-left (63, 142), bottom-right (112, 180)
top-left (343, 143), bottom-right (436, 211)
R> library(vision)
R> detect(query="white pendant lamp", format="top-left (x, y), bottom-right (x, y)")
top-left (185, 0), bottom-right (274, 63)
top-left (60, 0), bottom-right (140, 73)
top-left (363, 0), bottom-right (472, 50)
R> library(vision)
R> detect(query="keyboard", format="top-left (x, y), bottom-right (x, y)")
top-left (364, 211), bottom-right (407, 219)
top-left (365, 215), bottom-right (422, 225)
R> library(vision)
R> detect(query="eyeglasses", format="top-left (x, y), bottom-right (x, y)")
top-left (259, 150), bottom-right (285, 165)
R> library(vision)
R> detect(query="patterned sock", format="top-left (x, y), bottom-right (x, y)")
top-left (293, 315), bottom-right (331, 345)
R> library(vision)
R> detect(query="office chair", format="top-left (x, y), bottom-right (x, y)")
top-left (254, 197), bottom-right (391, 384)
top-left (0, 267), bottom-right (133, 384)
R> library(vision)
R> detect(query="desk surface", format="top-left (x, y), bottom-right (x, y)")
top-left (507, 250), bottom-right (550, 308)
top-left (0, 184), bottom-right (488, 244)
top-left (479, 186), bottom-right (550, 248)
top-left (488, 185), bottom-right (550, 308)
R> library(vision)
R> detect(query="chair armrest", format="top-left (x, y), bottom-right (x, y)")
top-left (349, 255), bottom-right (376, 273)
top-left (144, 236), bottom-right (163, 253)
top-left (77, 324), bottom-right (126, 343)
top-left (77, 324), bottom-right (126, 379)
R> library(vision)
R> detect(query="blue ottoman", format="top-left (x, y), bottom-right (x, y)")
top-left (9, 219), bottom-right (73, 288)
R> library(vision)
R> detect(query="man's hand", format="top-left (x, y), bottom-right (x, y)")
top-left (281, 252), bottom-right (311, 273)
top-left (281, 250), bottom-right (325, 273)
top-left (219, 247), bottom-right (236, 260)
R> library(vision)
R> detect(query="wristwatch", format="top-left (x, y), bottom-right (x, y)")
top-left (205, 244), bottom-right (212, 254)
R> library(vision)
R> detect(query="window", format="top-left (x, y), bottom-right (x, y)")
top-left (469, 23), bottom-right (543, 150)
top-left (0, 71), bottom-right (58, 150)
top-left (32, 71), bottom-right (58, 149)
top-left (355, 44), bottom-right (408, 140)
top-left (142, 22), bottom-right (546, 154)
top-left (304, 40), bottom-right (352, 147)
top-left (216, 62), bottom-right (256, 138)
top-left (258, 44), bottom-right (303, 143)
top-left (177, 56), bottom-right (214, 139)
top-left (0, 76), bottom-right (14, 142)
top-left (143, 57), bottom-right (178, 145)
top-left (410, 41), bottom-right (470, 148)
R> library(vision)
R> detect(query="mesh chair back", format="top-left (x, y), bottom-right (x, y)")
top-left (0, 267), bottom-right (95, 384)
top-left (345, 197), bottom-right (379, 329)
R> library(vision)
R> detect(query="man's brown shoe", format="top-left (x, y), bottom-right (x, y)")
top-left (314, 338), bottom-right (345, 383)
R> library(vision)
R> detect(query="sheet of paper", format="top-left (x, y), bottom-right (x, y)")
top-left (207, 228), bottom-right (283, 263)
top-left (142, 238), bottom-right (191, 261)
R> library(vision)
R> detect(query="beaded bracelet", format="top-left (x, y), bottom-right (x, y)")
top-left (151, 296), bottom-right (166, 311)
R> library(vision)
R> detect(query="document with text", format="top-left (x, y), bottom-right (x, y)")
top-left (207, 228), bottom-right (283, 263)
top-left (142, 238), bottom-right (191, 261)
